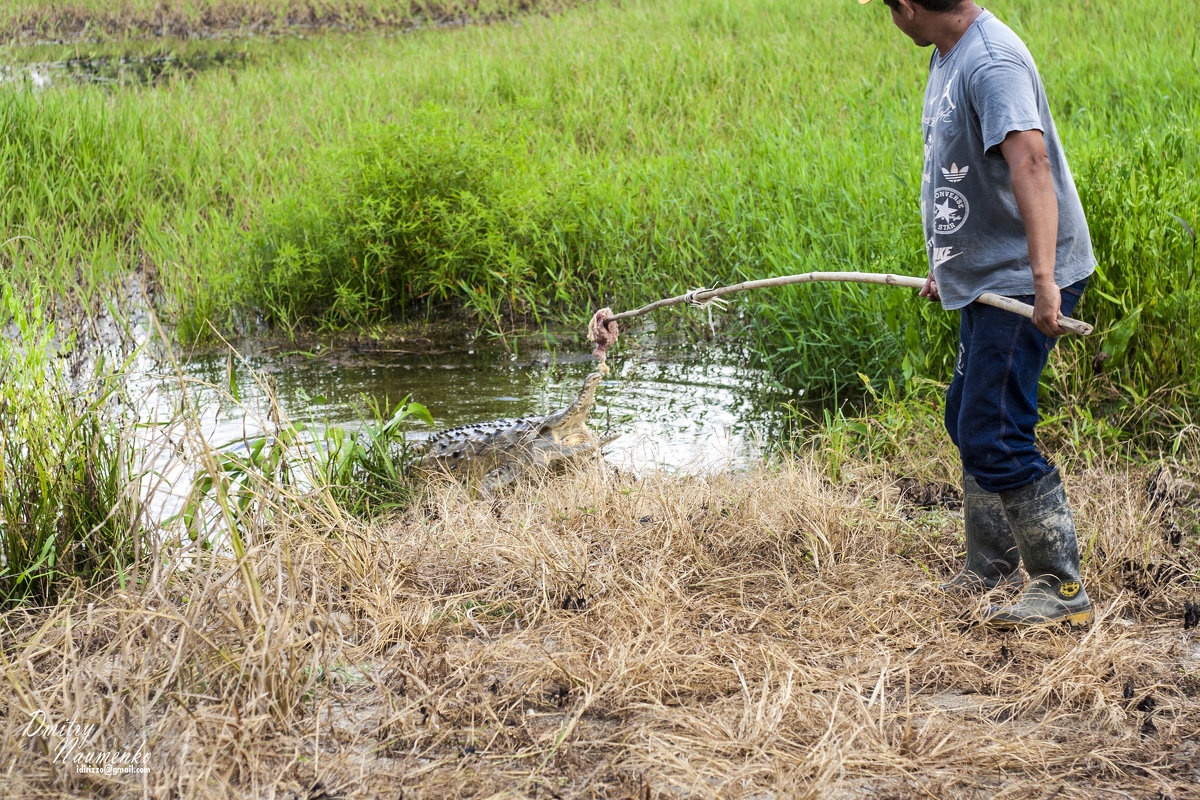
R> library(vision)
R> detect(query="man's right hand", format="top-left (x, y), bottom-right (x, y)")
top-left (919, 273), bottom-right (941, 302)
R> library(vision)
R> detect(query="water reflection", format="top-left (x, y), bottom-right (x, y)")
top-left (0, 48), bottom-right (250, 88)
top-left (97, 326), bottom-right (798, 532)
top-left (158, 338), bottom-right (790, 476)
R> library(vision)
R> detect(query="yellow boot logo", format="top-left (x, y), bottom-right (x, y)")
top-left (1059, 581), bottom-right (1081, 599)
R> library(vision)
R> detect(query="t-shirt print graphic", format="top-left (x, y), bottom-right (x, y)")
top-left (923, 69), bottom-right (959, 128)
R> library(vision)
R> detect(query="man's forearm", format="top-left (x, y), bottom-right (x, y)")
top-left (1000, 129), bottom-right (1065, 335)
top-left (1003, 134), bottom-right (1059, 289)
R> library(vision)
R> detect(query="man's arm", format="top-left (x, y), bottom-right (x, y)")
top-left (1000, 128), bottom-right (1064, 336)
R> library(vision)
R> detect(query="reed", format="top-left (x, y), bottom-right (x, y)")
top-left (6, 0), bottom-right (1197, 409)
top-left (0, 285), bottom-right (146, 605)
top-left (0, 0), bottom-right (1196, 410)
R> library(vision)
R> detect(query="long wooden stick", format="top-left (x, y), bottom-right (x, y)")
top-left (602, 271), bottom-right (1093, 336)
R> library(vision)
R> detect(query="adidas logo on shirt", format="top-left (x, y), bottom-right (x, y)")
top-left (941, 163), bottom-right (970, 183)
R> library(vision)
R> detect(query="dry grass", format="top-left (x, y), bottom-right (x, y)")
top-left (3, 447), bottom-right (1199, 798)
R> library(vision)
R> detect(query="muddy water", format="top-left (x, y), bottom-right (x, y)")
top-left (0, 49), bottom-right (250, 88)
top-left (131, 335), bottom-right (792, 527)
top-left (0, 37), bottom-right (260, 88)
top-left (162, 337), bottom-right (792, 474)
top-left (0, 19), bottom-right (467, 89)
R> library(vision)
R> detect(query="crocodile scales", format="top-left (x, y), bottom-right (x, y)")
top-left (413, 371), bottom-right (616, 494)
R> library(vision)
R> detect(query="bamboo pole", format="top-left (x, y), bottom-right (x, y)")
top-left (601, 271), bottom-right (1093, 336)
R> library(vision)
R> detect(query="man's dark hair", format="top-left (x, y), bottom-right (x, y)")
top-left (883, 0), bottom-right (967, 11)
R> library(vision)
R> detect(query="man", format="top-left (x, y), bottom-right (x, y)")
top-left (861, 0), bottom-right (1097, 627)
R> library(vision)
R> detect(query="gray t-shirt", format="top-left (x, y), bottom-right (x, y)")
top-left (920, 10), bottom-right (1095, 310)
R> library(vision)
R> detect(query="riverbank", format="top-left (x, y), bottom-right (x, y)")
top-left (0, 0), bottom-right (580, 44)
top-left (3, 420), bottom-right (1197, 797)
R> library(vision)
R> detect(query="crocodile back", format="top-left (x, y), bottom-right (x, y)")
top-left (417, 416), bottom-right (546, 472)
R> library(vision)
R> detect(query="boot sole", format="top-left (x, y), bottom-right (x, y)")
top-left (986, 609), bottom-right (1094, 629)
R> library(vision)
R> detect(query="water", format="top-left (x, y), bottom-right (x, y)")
top-left (127, 333), bottom-right (793, 527)
top-left (0, 42), bottom-right (256, 88)
top-left (0, 17), bottom-right (476, 89)
top-left (157, 335), bottom-right (791, 474)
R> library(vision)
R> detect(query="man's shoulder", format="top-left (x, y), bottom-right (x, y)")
top-left (967, 14), bottom-right (1035, 70)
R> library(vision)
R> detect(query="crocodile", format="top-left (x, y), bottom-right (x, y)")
top-left (412, 371), bottom-right (616, 494)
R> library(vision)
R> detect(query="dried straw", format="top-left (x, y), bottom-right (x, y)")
top-left (2, 444), bottom-right (1197, 798)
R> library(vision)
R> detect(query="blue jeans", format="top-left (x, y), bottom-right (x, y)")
top-left (944, 278), bottom-right (1088, 494)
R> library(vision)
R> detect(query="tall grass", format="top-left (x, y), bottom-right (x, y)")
top-left (240, 0), bottom-right (1200, 411)
top-left (1, 0), bottom-right (1197, 412)
top-left (178, 387), bottom-right (433, 538)
top-left (0, 285), bottom-right (146, 604)
top-left (0, 5), bottom-right (1196, 782)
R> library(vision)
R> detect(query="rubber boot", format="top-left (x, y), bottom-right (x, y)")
top-left (984, 469), bottom-right (1093, 628)
top-left (940, 473), bottom-right (1022, 593)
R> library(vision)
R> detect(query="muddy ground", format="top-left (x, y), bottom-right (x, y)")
top-left (1, 0), bottom-right (584, 46)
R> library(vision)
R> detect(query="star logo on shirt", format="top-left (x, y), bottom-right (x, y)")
top-left (932, 187), bottom-right (969, 234)
top-left (934, 199), bottom-right (959, 223)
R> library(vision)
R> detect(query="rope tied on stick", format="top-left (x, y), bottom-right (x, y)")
top-left (682, 286), bottom-right (729, 335)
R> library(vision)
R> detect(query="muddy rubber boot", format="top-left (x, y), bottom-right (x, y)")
top-left (940, 473), bottom-right (1022, 593)
top-left (984, 469), bottom-right (1093, 628)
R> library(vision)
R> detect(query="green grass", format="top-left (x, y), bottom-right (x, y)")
top-left (1, 0), bottom-right (1198, 416)
top-left (0, 285), bottom-right (146, 605)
